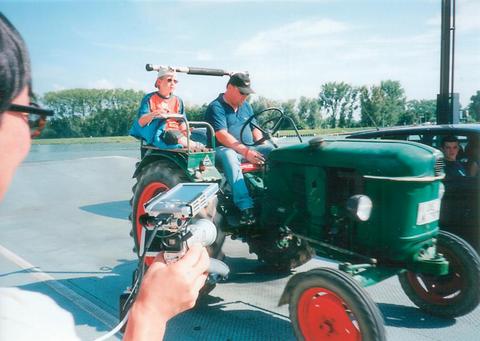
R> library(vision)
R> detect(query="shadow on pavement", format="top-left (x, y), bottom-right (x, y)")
top-left (378, 302), bottom-right (456, 328)
top-left (13, 257), bottom-right (296, 339)
top-left (222, 256), bottom-right (292, 284)
top-left (7, 258), bottom-right (459, 339)
top-left (80, 200), bottom-right (130, 220)
top-left (14, 259), bottom-right (137, 333)
top-left (165, 300), bottom-right (296, 341)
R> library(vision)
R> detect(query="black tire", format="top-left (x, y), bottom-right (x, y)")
top-left (399, 230), bottom-right (480, 318)
top-left (130, 160), bottom-right (225, 259)
top-left (289, 268), bottom-right (386, 341)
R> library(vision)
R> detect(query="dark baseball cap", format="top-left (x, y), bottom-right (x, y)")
top-left (228, 72), bottom-right (254, 95)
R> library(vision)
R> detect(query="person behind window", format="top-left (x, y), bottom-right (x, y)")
top-left (440, 135), bottom-right (466, 178)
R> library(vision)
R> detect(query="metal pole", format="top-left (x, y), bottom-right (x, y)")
top-left (437, 0), bottom-right (455, 124)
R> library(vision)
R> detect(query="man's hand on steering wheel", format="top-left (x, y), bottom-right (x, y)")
top-left (244, 148), bottom-right (265, 165)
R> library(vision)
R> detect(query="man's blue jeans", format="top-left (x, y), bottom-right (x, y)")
top-left (215, 144), bottom-right (273, 211)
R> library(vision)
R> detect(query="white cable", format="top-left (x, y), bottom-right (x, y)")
top-left (93, 309), bottom-right (130, 341)
top-left (92, 220), bottom-right (157, 341)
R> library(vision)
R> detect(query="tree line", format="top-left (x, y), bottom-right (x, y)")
top-left (39, 82), bottom-right (480, 139)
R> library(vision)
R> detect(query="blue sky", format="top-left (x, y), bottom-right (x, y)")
top-left (2, 0), bottom-right (479, 107)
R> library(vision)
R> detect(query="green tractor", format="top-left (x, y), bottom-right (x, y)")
top-left (128, 67), bottom-right (480, 340)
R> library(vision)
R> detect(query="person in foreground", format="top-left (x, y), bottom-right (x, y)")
top-left (204, 73), bottom-right (272, 226)
top-left (130, 66), bottom-right (204, 149)
top-left (0, 13), bottom-right (209, 341)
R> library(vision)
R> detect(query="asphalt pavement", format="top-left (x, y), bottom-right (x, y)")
top-left (0, 146), bottom-right (479, 340)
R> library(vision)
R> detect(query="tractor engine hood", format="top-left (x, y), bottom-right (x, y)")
top-left (268, 137), bottom-right (444, 178)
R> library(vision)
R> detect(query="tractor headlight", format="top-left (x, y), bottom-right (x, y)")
top-left (438, 182), bottom-right (445, 200)
top-left (347, 195), bottom-right (373, 222)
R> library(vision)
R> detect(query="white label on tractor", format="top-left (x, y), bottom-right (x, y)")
top-left (416, 198), bottom-right (441, 225)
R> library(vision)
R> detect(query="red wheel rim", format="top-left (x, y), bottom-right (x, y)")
top-left (297, 287), bottom-right (361, 341)
top-left (406, 244), bottom-right (465, 304)
top-left (136, 182), bottom-right (169, 264)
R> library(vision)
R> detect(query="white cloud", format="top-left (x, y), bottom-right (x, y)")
top-left (426, 0), bottom-right (480, 32)
top-left (457, 0), bottom-right (480, 32)
top-left (88, 79), bottom-right (115, 89)
top-left (235, 18), bottom-right (349, 57)
top-left (51, 83), bottom-right (66, 92)
top-left (195, 50), bottom-right (213, 62)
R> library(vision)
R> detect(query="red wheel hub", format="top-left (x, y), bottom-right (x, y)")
top-left (297, 287), bottom-right (361, 341)
top-left (136, 182), bottom-right (169, 265)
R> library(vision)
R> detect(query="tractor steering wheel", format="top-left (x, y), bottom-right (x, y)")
top-left (240, 107), bottom-right (286, 148)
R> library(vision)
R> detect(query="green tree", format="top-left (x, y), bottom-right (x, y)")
top-left (42, 88), bottom-right (144, 117)
top-left (185, 103), bottom-right (208, 122)
top-left (297, 96), bottom-right (322, 129)
top-left (41, 116), bottom-right (84, 138)
top-left (469, 91), bottom-right (480, 121)
top-left (41, 88), bottom-right (144, 138)
top-left (250, 96), bottom-right (283, 127)
top-left (318, 82), bottom-right (359, 128)
top-left (360, 80), bottom-right (406, 127)
top-left (397, 99), bottom-right (437, 125)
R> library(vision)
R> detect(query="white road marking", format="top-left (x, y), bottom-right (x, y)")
top-left (0, 243), bottom-right (119, 333)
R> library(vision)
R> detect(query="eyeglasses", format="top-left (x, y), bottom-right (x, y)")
top-left (8, 103), bottom-right (55, 138)
top-left (165, 78), bottom-right (178, 84)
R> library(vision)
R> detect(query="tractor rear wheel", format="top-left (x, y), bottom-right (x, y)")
top-left (289, 268), bottom-right (386, 341)
top-left (398, 230), bottom-right (480, 318)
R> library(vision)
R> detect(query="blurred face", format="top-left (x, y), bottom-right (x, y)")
top-left (155, 75), bottom-right (178, 97)
top-left (442, 141), bottom-right (460, 161)
top-left (0, 86), bottom-right (31, 200)
top-left (225, 84), bottom-right (249, 108)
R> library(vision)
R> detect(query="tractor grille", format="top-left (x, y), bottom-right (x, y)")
top-left (435, 156), bottom-right (445, 176)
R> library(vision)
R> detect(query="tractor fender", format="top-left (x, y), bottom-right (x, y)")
top-left (278, 269), bottom-right (329, 306)
top-left (132, 153), bottom-right (188, 179)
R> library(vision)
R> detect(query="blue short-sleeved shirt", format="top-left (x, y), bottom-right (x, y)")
top-left (204, 94), bottom-right (256, 147)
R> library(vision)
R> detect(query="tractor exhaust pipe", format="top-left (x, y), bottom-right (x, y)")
top-left (145, 64), bottom-right (233, 77)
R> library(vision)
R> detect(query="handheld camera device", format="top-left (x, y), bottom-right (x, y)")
top-left (139, 183), bottom-right (219, 263)
top-left (117, 183), bottom-right (229, 336)
top-left (120, 183), bottom-right (228, 324)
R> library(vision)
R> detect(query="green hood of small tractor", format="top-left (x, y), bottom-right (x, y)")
top-left (268, 138), bottom-right (442, 178)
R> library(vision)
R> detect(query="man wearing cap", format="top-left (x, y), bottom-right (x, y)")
top-left (205, 73), bottom-right (271, 226)
top-left (129, 67), bottom-right (203, 149)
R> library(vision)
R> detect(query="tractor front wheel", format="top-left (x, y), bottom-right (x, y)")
top-left (289, 268), bottom-right (386, 341)
top-left (398, 230), bottom-right (480, 318)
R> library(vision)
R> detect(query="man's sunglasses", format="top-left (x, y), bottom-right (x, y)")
top-left (165, 78), bottom-right (178, 84)
top-left (8, 103), bottom-right (55, 138)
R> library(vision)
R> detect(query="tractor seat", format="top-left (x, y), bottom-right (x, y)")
top-left (240, 162), bottom-right (263, 173)
top-left (215, 161), bottom-right (263, 174)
